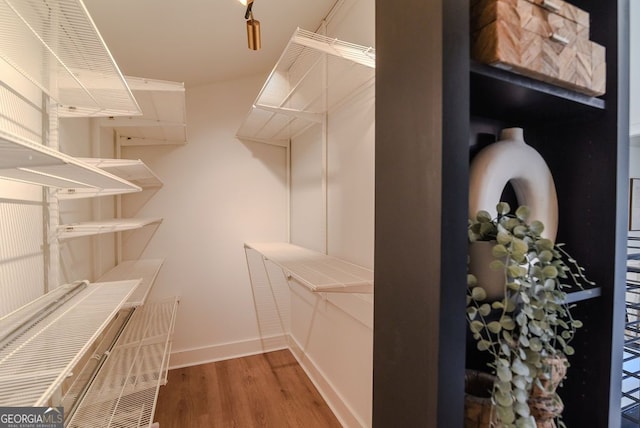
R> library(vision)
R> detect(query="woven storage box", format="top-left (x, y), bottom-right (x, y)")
top-left (471, 0), bottom-right (606, 96)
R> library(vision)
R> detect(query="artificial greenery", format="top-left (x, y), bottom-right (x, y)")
top-left (467, 202), bottom-right (594, 428)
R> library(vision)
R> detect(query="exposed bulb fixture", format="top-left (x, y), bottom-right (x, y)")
top-left (244, 0), bottom-right (261, 50)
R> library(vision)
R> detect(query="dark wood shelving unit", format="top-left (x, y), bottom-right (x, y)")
top-left (470, 61), bottom-right (605, 123)
top-left (375, 0), bottom-right (629, 427)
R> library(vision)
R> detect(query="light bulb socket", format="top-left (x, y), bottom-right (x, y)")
top-left (246, 19), bottom-right (261, 50)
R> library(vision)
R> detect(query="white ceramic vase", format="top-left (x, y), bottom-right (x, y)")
top-left (469, 127), bottom-right (559, 241)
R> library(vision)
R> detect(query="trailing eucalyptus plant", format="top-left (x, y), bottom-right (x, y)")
top-left (467, 202), bottom-right (594, 428)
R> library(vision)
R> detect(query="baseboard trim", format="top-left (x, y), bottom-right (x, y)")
top-left (168, 334), bottom-right (288, 369)
top-left (287, 335), bottom-right (368, 428)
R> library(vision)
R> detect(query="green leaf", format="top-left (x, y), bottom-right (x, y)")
top-left (497, 365), bottom-right (512, 382)
top-left (516, 415), bottom-right (537, 428)
top-left (564, 345), bottom-right (575, 356)
top-left (480, 222), bottom-right (495, 236)
top-left (492, 244), bottom-right (508, 258)
top-left (471, 287), bottom-right (487, 301)
top-left (511, 358), bottom-right (530, 376)
top-left (515, 205), bottom-right (530, 221)
top-left (542, 265), bottom-right (559, 278)
top-left (490, 259), bottom-right (506, 271)
top-left (512, 375), bottom-right (527, 389)
top-left (478, 340), bottom-right (492, 351)
top-left (488, 321), bottom-right (502, 334)
top-left (508, 265), bottom-right (525, 278)
top-left (572, 320), bottom-right (584, 328)
top-left (496, 404), bottom-right (515, 424)
top-left (502, 330), bottom-right (516, 347)
top-left (529, 220), bottom-right (544, 236)
top-left (543, 278), bottom-right (556, 291)
top-left (500, 316), bottom-right (516, 330)
top-left (479, 303), bottom-right (492, 317)
top-left (469, 320), bottom-right (484, 334)
top-left (492, 301), bottom-right (505, 310)
top-left (529, 321), bottom-right (543, 337)
top-left (507, 281), bottom-right (521, 292)
top-left (467, 274), bottom-right (478, 287)
top-left (497, 231), bottom-right (513, 245)
top-left (529, 337), bottom-right (542, 352)
top-left (512, 238), bottom-right (529, 255)
top-left (501, 342), bottom-right (511, 357)
top-left (476, 210), bottom-right (492, 223)
top-left (513, 225), bottom-right (527, 238)
top-left (495, 389), bottom-right (514, 407)
top-left (466, 307), bottom-right (478, 319)
top-left (497, 202), bottom-right (511, 216)
top-left (505, 218), bottom-right (520, 232)
top-left (513, 388), bottom-right (528, 404)
top-left (537, 238), bottom-right (554, 251)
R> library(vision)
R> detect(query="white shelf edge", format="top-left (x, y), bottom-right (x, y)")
top-left (97, 259), bottom-right (165, 307)
top-left (57, 218), bottom-right (163, 240)
top-left (0, 128), bottom-right (142, 191)
top-left (0, 280), bottom-right (141, 407)
top-left (118, 136), bottom-right (188, 147)
top-left (125, 76), bottom-right (186, 93)
top-left (67, 297), bottom-right (179, 428)
top-left (245, 242), bottom-right (373, 294)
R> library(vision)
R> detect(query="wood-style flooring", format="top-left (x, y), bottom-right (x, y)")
top-left (154, 349), bottom-right (342, 427)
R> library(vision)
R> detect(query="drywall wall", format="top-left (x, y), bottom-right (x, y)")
top-left (287, 0), bottom-right (375, 425)
top-left (122, 75), bottom-right (289, 365)
top-left (290, 124), bottom-right (325, 253)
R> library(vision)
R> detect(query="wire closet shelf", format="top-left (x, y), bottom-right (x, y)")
top-left (236, 28), bottom-right (375, 145)
top-left (0, 280), bottom-right (140, 407)
top-left (67, 298), bottom-right (178, 428)
top-left (0, 128), bottom-right (142, 191)
top-left (0, 0), bottom-right (140, 117)
top-left (245, 242), bottom-right (373, 293)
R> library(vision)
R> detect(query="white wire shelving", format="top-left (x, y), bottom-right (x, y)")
top-left (236, 28), bottom-right (375, 146)
top-left (57, 158), bottom-right (163, 200)
top-left (97, 259), bottom-right (165, 308)
top-left (57, 218), bottom-right (163, 240)
top-left (0, 0), bottom-right (140, 117)
top-left (100, 76), bottom-right (187, 146)
top-left (67, 298), bottom-right (179, 428)
top-left (0, 279), bottom-right (140, 407)
top-left (245, 242), bottom-right (373, 293)
top-left (0, 128), bottom-right (142, 191)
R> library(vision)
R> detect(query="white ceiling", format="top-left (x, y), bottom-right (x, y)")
top-left (83, 0), bottom-right (338, 88)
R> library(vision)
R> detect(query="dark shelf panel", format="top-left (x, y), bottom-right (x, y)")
top-left (470, 61), bottom-right (606, 122)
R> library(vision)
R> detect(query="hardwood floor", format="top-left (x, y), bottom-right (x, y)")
top-left (154, 349), bottom-right (342, 427)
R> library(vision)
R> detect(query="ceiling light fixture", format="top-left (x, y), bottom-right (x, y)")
top-left (244, 0), bottom-right (261, 50)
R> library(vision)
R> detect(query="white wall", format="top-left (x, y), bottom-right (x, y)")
top-left (122, 75), bottom-right (289, 365)
top-left (290, 124), bottom-right (325, 252)
top-left (287, 0), bottom-right (375, 426)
